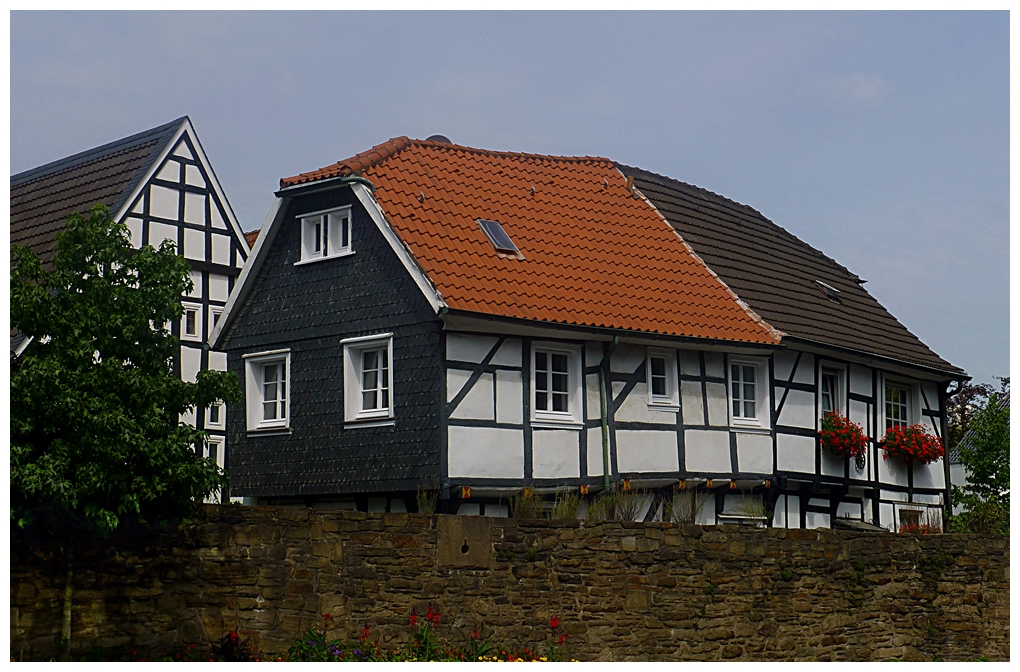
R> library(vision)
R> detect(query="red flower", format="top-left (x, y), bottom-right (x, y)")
top-left (472, 628), bottom-right (479, 639)
top-left (228, 632), bottom-right (239, 645)
top-left (409, 612), bottom-right (418, 627)
top-left (549, 616), bottom-right (559, 629)
top-left (324, 613), bottom-right (332, 621)
top-left (431, 611), bottom-right (440, 626)
top-left (360, 625), bottom-right (371, 641)
top-left (558, 633), bottom-right (570, 645)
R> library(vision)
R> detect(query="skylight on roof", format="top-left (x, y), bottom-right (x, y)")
top-left (815, 280), bottom-right (841, 302)
top-left (478, 219), bottom-right (519, 255)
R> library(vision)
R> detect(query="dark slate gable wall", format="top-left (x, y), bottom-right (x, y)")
top-left (223, 186), bottom-right (443, 498)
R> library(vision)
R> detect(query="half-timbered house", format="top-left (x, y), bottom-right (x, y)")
top-left (11, 117), bottom-right (251, 489)
top-left (213, 136), bottom-right (966, 530)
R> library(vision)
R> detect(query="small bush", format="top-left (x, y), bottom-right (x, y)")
top-left (415, 486), bottom-right (438, 515)
top-left (510, 490), bottom-right (544, 519)
top-left (548, 490), bottom-right (581, 519)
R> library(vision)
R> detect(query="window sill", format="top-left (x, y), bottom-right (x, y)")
top-left (181, 335), bottom-right (203, 343)
top-left (247, 426), bottom-right (291, 436)
top-left (294, 250), bottom-right (355, 266)
top-left (730, 423), bottom-right (771, 435)
top-left (345, 418), bottom-right (396, 429)
top-left (531, 420), bottom-right (583, 431)
top-left (647, 403), bottom-right (680, 413)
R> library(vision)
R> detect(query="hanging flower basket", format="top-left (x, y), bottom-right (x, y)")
top-left (819, 411), bottom-right (869, 470)
top-left (880, 424), bottom-right (944, 465)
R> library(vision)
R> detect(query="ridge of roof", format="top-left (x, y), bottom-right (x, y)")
top-left (280, 137), bottom-right (613, 189)
top-left (11, 116), bottom-right (188, 187)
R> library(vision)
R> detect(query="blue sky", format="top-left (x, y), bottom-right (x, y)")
top-left (10, 11), bottom-right (1009, 385)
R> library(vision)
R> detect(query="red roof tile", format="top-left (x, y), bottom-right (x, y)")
top-left (244, 229), bottom-right (260, 248)
top-left (281, 139), bottom-right (780, 345)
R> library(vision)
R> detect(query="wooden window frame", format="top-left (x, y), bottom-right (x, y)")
top-left (296, 206), bottom-right (353, 264)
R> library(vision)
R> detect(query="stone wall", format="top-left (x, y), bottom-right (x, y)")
top-left (10, 505), bottom-right (1009, 661)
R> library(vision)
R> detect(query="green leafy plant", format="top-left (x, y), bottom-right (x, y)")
top-left (415, 485), bottom-right (438, 515)
top-left (10, 205), bottom-right (241, 659)
top-left (949, 390), bottom-right (1009, 535)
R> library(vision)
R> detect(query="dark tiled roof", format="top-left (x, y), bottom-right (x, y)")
top-left (11, 117), bottom-right (185, 264)
top-left (949, 392), bottom-right (1009, 463)
top-left (618, 164), bottom-right (965, 376)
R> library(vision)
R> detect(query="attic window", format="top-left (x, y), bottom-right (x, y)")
top-left (815, 280), bottom-right (841, 302)
top-left (478, 219), bottom-right (519, 255)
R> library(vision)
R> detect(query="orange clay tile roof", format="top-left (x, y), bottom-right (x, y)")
top-left (281, 138), bottom-right (780, 345)
top-left (244, 229), bottom-right (260, 248)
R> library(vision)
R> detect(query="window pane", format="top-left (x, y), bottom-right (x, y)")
top-left (364, 350), bottom-right (378, 370)
top-left (743, 366), bottom-right (755, 383)
top-left (364, 369), bottom-right (378, 390)
top-left (552, 353), bottom-right (568, 374)
top-left (314, 217), bottom-right (322, 253)
top-left (733, 399), bottom-right (740, 416)
top-left (744, 400), bottom-right (755, 418)
top-left (341, 216), bottom-right (349, 248)
top-left (732, 381), bottom-right (740, 398)
top-left (363, 390), bottom-right (377, 409)
top-left (209, 404), bottom-right (220, 423)
top-left (652, 375), bottom-right (666, 397)
top-left (552, 371), bottom-right (569, 394)
top-left (553, 392), bottom-right (568, 413)
top-left (536, 391), bottom-right (548, 410)
top-left (263, 400), bottom-right (276, 420)
top-left (731, 364), bottom-right (740, 381)
top-left (186, 310), bottom-right (196, 334)
top-left (264, 364), bottom-right (278, 383)
top-left (651, 357), bottom-right (666, 377)
top-left (744, 382), bottom-right (754, 400)
top-left (264, 382), bottom-right (277, 402)
top-left (535, 351), bottom-right (547, 373)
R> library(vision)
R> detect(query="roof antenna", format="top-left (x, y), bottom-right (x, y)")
top-left (529, 184), bottom-right (536, 196)
top-left (417, 190), bottom-right (425, 203)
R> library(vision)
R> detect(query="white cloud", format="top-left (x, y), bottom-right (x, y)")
top-left (815, 72), bottom-right (891, 105)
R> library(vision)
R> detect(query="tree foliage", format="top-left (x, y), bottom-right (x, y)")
top-left (947, 379), bottom-right (1009, 535)
top-left (11, 205), bottom-right (241, 533)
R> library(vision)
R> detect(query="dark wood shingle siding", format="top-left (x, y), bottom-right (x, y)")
top-left (619, 164), bottom-right (963, 376)
top-left (224, 187), bottom-right (443, 497)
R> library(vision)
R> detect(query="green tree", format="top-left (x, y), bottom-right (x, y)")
top-left (11, 205), bottom-right (241, 658)
top-left (949, 386), bottom-right (1010, 535)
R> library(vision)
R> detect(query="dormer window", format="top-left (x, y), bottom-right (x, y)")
top-left (298, 206), bottom-right (352, 264)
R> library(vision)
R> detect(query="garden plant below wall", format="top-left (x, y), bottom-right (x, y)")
top-left (819, 412), bottom-right (869, 470)
top-left (880, 424), bottom-right (944, 464)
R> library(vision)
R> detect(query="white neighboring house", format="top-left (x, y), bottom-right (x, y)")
top-left (10, 117), bottom-right (252, 494)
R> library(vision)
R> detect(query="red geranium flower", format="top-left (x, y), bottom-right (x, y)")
top-left (558, 633), bottom-right (570, 645)
top-left (360, 625), bottom-right (371, 641)
top-left (409, 612), bottom-right (418, 627)
top-left (323, 613), bottom-right (332, 621)
top-left (549, 616), bottom-right (559, 629)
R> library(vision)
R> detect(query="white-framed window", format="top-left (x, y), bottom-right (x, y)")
top-left (298, 206), bottom-right (352, 263)
top-left (646, 348), bottom-right (679, 409)
top-left (206, 401), bottom-right (225, 430)
top-left (819, 364), bottom-right (847, 417)
top-left (209, 306), bottom-right (223, 330)
top-left (728, 356), bottom-right (770, 429)
top-left (342, 334), bottom-right (395, 423)
top-left (181, 302), bottom-right (203, 342)
top-left (204, 434), bottom-right (225, 470)
top-left (884, 382), bottom-right (911, 432)
top-left (531, 342), bottom-right (582, 427)
top-left (243, 349), bottom-right (290, 431)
